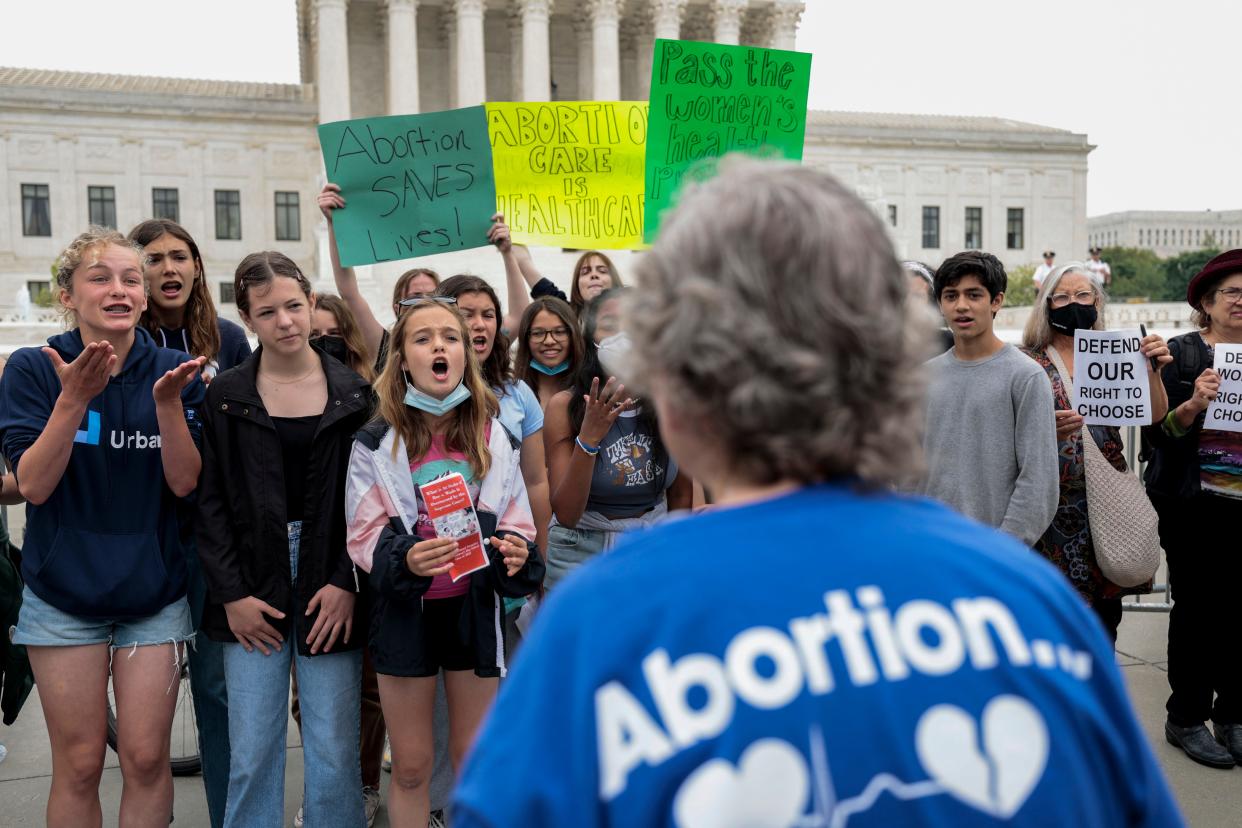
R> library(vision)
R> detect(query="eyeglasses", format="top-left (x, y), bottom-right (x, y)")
top-left (398, 295), bottom-right (456, 308)
top-left (529, 326), bottom-right (570, 342)
top-left (1213, 286), bottom-right (1242, 305)
top-left (1048, 290), bottom-right (1096, 308)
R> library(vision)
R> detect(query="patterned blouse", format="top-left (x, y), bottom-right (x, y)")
top-left (1021, 346), bottom-right (1133, 602)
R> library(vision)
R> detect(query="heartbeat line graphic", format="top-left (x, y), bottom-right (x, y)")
top-left (792, 725), bottom-right (945, 828)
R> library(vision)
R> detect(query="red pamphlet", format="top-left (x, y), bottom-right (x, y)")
top-left (419, 472), bottom-right (489, 582)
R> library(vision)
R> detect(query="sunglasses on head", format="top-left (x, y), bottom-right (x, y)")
top-left (398, 295), bottom-right (457, 309)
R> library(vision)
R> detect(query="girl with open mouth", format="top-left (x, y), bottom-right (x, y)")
top-left (0, 227), bottom-right (205, 827)
top-left (345, 298), bottom-right (543, 828)
top-left (127, 217), bottom-right (252, 827)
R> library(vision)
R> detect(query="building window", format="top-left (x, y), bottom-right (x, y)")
top-left (26, 279), bottom-right (52, 304)
top-left (921, 206), bottom-right (940, 249)
top-left (219, 282), bottom-right (236, 304)
top-left (1006, 208), bottom-right (1024, 250)
top-left (21, 183), bottom-right (52, 236)
top-left (215, 190), bottom-right (241, 240)
top-left (274, 191), bottom-right (301, 241)
top-left (88, 186), bottom-right (117, 229)
top-left (964, 207), bottom-right (983, 249)
top-left (152, 188), bottom-right (180, 222)
top-left (887, 204), bottom-right (897, 227)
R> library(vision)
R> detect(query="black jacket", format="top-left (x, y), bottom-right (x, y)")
top-left (196, 349), bottom-right (372, 655)
top-left (350, 420), bottom-right (544, 678)
top-left (1143, 331), bottom-right (1211, 500)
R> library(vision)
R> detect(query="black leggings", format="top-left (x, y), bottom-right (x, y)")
top-left (1152, 492), bottom-right (1242, 726)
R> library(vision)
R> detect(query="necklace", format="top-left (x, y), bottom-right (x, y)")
top-left (258, 365), bottom-right (319, 386)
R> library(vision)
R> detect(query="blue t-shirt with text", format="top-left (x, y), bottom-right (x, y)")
top-left (453, 485), bottom-right (1182, 828)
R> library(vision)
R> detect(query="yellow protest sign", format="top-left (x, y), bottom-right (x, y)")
top-left (486, 101), bottom-right (648, 250)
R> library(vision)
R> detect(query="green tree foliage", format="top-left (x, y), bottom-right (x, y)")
top-left (1003, 264), bottom-right (1038, 306)
top-left (1162, 247), bottom-right (1220, 303)
top-left (1100, 246), bottom-right (1165, 300)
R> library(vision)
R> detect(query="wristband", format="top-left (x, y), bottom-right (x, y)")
top-left (575, 436), bottom-right (601, 456)
top-left (1162, 408), bottom-right (1190, 439)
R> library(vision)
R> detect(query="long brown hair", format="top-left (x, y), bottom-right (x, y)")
top-left (434, 274), bottom-right (513, 390)
top-left (514, 296), bottom-right (583, 399)
top-left (374, 300), bottom-right (498, 480)
top-left (129, 219), bottom-right (222, 362)
top-left (570, 250), bottom-right (623, 314)
top-left (314, 293), bottom-right (375, 381)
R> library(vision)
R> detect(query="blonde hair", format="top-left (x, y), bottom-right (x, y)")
top-left (373, 301), bottom-right (498, 480)
top-left (1022, 262), bottom-right (1106, 351)
top-left (54, 227), bottom-right (146, 326)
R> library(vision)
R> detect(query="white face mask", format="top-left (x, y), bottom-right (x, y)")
top-left (596, 331), bottom-right (633, 381)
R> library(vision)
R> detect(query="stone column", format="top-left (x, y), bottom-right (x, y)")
top-left (712, 0), bottom-right (746, 45)
top-left (588, 0), bottom-right (621, 100)
top-left (315, 0), bottom-right (352, 123)
top-left (440, 7), bottom-right (457, 107)
top-left (767, 0), bottom-right (804, 51)
top-left (638, 0), bottom-right (685, 98)
top-left (454, 0), bottom-right (486, 106)
top-left (574, 12), bottom-right (593, 99)
top-left (385, 0), bottom-right (420, 114)
top-left (516, 0), bottom-right (551, 102)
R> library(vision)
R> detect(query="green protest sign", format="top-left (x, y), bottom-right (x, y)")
top-left (643, 39), bottom-right (812, 241)
top-left (318, 106), bottom-right (497, 267)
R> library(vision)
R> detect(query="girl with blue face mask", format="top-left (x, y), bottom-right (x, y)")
top-left (514, 297), bottom-right (585, 411)
top-left (344, 299), bottom-right (544, 827)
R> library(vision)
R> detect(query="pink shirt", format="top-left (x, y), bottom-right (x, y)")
top-left (411, 436), bottom-right (481, 599)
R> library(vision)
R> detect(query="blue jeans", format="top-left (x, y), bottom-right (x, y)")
top-left (185, 544), bottom-right (230, 828)
top-left (222, 522), bottom-right (364, 828)
top-left (543, 523), bottom-right (615, 591)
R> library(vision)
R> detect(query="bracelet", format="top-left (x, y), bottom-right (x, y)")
top-left (575, 436), bottom-right (601, 456)
top-left (1162, 408), bottom-right (1190, 439)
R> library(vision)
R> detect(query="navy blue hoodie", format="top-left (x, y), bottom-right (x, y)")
top-left (0, 327), bottom-right (205, 619)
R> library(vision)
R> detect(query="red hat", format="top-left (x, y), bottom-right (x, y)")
top-left (1187, 249), bottom-right (1242, 308)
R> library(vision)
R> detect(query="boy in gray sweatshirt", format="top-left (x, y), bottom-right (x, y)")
top-left (921, 251), bottom-right (1059, 545)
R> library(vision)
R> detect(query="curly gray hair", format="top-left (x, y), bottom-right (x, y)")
top-left (627, 156), bottom-right (933, 488)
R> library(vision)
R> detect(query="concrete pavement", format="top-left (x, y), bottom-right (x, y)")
top-left (2, 609), bottom-right (1240, 826)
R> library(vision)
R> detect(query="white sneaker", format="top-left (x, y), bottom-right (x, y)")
top-left (363, 786), bottom-right (381, 827)
top-left (428, 809), bottom-right (447, 828)
top-left (292, 804), bottom-right (304, 827)
top-left (382, 735), bottom-right (392, 772)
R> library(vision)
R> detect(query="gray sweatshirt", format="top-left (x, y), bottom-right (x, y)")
top-left (921, 344), bottom-right (1059, 545)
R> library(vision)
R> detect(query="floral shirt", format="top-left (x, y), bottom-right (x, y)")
top-left (1022, 346), bottom-right (1135, 601)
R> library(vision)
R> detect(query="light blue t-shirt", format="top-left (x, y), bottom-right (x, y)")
top-left (454, 485), bottom-right (1182, 828)
top-left (496, 379), bottom-right (543, 443)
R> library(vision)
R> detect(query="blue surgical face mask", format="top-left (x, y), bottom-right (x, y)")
top-left (529, 358), bottom-right (570, 376)
top-left (403, 378), bottom-right (472, 416)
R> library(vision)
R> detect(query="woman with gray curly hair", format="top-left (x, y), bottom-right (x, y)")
top-left (452, 157), bottom-right (1181, 828)
top-left (1019, 263), bottom-right (1170, 643)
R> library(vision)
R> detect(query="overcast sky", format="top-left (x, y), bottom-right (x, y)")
top-left (3, 0), bottom-right (1238, 217)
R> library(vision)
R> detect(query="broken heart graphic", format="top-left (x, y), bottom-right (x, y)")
top-left (915, 695), bottom-right (1048, 818)
top-left (673, 738), bottom-right (810, 828)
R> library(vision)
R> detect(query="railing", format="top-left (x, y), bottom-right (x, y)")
top-left (1118, 424), bottom-right (1173, 613)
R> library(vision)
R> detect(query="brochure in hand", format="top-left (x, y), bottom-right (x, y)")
top-left (419, 472), bottom-right (489, 582)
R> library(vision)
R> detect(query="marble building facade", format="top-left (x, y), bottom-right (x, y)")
top-left (0, 0), bottom-right (1092, 323)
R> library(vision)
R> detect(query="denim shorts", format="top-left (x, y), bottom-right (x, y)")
top-left (543, 524), bottom-right (617, 591)
top-left (13, 585), bottom-right (194, 649)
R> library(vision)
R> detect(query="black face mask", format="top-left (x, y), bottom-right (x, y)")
top-left (1048, 303), bottom-right (1098, 334)
top-left (311, 335), bottom-right (350, 365)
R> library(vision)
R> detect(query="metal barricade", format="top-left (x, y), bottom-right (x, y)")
top-left (1118, 425), bottom-right (1173, 613)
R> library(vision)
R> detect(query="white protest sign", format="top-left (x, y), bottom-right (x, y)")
top-left (1205, 344), bottom-right (1242, 433)
top-left (1073, 329), bottom-right (1150, 426)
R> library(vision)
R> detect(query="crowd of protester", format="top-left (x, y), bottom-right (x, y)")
top-left (3, 155), bottom-right (1241, 826)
